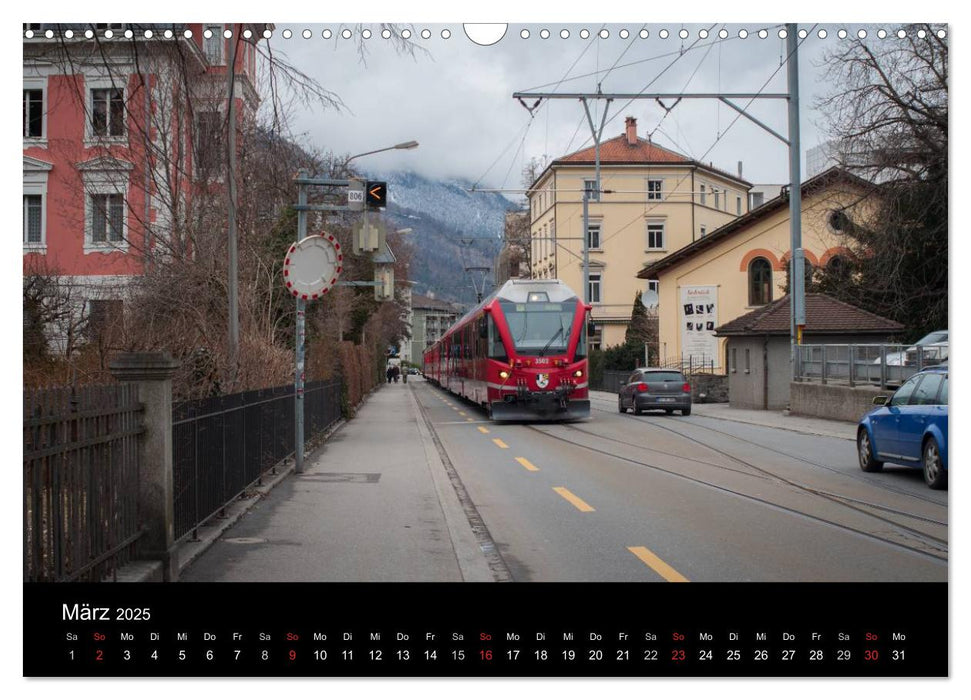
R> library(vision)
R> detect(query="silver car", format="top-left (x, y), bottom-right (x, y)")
top-left (618, 368), bottom-right (692, 416)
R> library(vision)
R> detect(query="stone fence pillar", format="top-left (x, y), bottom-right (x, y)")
top-left (110, 352), bottom-right (180, 581)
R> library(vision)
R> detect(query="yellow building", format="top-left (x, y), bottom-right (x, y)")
top-left (636, 168), bottom-right (874, 368)
top-left (528, 117), bottom-right (751, 349)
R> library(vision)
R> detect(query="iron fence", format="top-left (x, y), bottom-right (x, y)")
top-left (659, 354), bottom-right (719, 375)
top-left (794, 344), bottom-right (947, 389)
top-left (171, 379), bottom-right (342, 542)
top-left (24, 384), bottom-right (144, 582)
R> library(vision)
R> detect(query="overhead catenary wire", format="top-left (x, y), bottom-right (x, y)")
top-left (564, 24), bottom-right (784, 157)
top-left (476, 25), bottom-right (608, 194)
top-left (645, 25), bottom-right (719, 143)
top-left (471, 119), bottom-right (534, 191)
top-left (594, 25), bottom-right (817, 251)
top-left (567, 23), bottom-right (717, 156)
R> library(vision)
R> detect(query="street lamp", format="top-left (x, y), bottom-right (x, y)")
top-left (344, 140), bottom-right (419, 169)
top-left (292, 141), bottom-right (417, 475)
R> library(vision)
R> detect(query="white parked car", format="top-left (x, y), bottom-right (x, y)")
top-left (878, 330), bottom-right (948, 366)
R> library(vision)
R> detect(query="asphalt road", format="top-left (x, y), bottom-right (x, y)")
top-left (420, 382), bottom-right (947, 583)
top-left (181, 379), bottom-right (946, 583)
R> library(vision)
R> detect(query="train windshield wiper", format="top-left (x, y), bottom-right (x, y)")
top-left (539, 322), bottom-right (569, 356)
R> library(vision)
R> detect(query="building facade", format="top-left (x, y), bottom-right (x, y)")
top-left (716, 294), bottom-right (903, 410)
top-left (527, 116), bottom-right (750, 349)
top-left (494, 210), bottom-right (530, 287)
top-left (23, 23), bottom-right (265, 352)
top-left (637, 168), bottom-right (877, 370)
top-left (410, 293), bottom-right (462, 368)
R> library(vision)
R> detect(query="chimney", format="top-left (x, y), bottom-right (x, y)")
top-left (738, 161), bottom-right (743, 179)
top-left (625, 116), bottom-right (637, 146)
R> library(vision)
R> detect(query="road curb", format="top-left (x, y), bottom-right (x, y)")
top-left (688, 409), bottom-right (856, 441)
top-left (408, 382), bottom-right (507, 582)
top-left (590, 390), bottom-right (855, 441)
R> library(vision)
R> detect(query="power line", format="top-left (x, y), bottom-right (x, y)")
top-left (571, 24), bottom-right (717, 156)
top-left (645, 27), bottom-right (719, 142)
top-left (594, 26), bottom-right (817, 251)
top-left (471, 119), bottom-right (534, 191)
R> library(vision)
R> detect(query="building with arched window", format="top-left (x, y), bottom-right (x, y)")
top-left (748, 257), bottom-right (774, 306)
top-left (636, 168), bottom-right (876, 369)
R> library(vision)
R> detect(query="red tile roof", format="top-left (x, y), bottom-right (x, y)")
top-left (556, 133), bottom-right (690, 164)
top-left (715, 294), bottom-right (904, 336)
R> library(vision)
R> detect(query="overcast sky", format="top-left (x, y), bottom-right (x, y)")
top-left (263, 22), bottom-right (866, 193)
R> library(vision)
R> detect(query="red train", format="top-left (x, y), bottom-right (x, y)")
top-left (422, 279), bottom-right (592, 421)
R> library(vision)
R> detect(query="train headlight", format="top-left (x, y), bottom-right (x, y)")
top-left (574, 370), bottom-right (583, 378)
top-left (499, 370), bottom-right (510, 379)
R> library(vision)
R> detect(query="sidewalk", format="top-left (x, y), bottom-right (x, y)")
top-left (590, 390), bottom-right (857, 441)
top-left (177, 381), bottom-right (494, 582)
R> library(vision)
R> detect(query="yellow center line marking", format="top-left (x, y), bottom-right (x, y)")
top-left (458, 411), bottom-right (467, 416)
top-left (477, 427), bottom-right (490, 434)
top-left (466, 418), bottom-right (474, 422)
top-left (492, 438), bottom-right (509, 449)
top-left (553, 487), bottom-right (595, 512)
top-left (515, 457), bottom-right (539, 472)
top-left (627, 546), bottom-right (689, 583)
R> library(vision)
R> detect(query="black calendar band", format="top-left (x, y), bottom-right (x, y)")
top-left (24, 582), bottom-right (947, 677)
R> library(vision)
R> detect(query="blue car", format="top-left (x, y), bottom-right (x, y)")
top-left (857, 367), bottom-right (948, 489)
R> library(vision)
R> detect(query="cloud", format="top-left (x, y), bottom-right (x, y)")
top-left (266, 23), bottom-right (849, 188)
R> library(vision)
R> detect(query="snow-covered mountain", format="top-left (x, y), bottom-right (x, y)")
top-left (364, 170), bottom-right (521, 304)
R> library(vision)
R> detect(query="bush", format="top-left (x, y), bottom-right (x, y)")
top-left (602, 342), bottom-right (643, 372)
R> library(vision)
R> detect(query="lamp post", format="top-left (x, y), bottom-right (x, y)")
top-left (344, 140), bottom-right (419, 169)
top-left (291, 141), bottom-right (418, 474)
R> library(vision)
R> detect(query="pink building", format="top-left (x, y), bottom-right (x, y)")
top-left (23, 23), bottom-right (265, 351)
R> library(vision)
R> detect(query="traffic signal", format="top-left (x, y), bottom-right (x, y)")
top-left (365, 181), bottom-right (387, 209)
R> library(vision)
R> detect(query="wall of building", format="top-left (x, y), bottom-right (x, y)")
top-left (727, 332), bottom-right (899, 411)
top-left (23, 70), bottom-right (152, 279)
top-left (23, 26), bottom-right (262, 284)
top-left (655, 184), bottom-right (872, 368)
top-left (531, 164), bottom-right (747, 349)
top-left (726, 337), bottom-right (766, 409)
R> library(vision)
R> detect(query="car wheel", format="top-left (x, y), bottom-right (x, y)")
top-left (618, 396), bottom-right (626, 414)
top-left (681, 407), bottom-right (691, 416)
top-left (857, 428), bottom-right (883, 472)
top-left (665, 409), bottom-right (674, 415)
top-left (922, 436), bottom-right (947, 490)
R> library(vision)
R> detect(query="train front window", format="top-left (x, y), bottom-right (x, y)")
top-left (487, 315), bottom-right (507, 361)
top-left (499, 300), bottom-right (577, 356)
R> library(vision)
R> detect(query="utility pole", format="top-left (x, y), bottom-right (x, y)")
top-left (786, 23), bottom-right (806, 378)
top-left (226, 27), bottom-right (239, 385)
top-left (288, 150), bottom-right (415, 472)
top-left (294, 169), bottom-right (308, 473)
top-left (580, 95), bottom-right (612, 316)
top-left (514, 45), bottom-right (804, 373)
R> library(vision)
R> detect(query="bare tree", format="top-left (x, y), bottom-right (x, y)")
top-left (812, 24), bottom-right (947, 339)
top-left (24, 23), bottom-right (428, 395)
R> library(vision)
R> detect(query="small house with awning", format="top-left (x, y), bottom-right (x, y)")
top-left (714, 293), bottom-right (903, 410)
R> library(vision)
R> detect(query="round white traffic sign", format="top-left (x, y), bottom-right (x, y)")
top-left (282, 234), bottom-right (343, 300)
